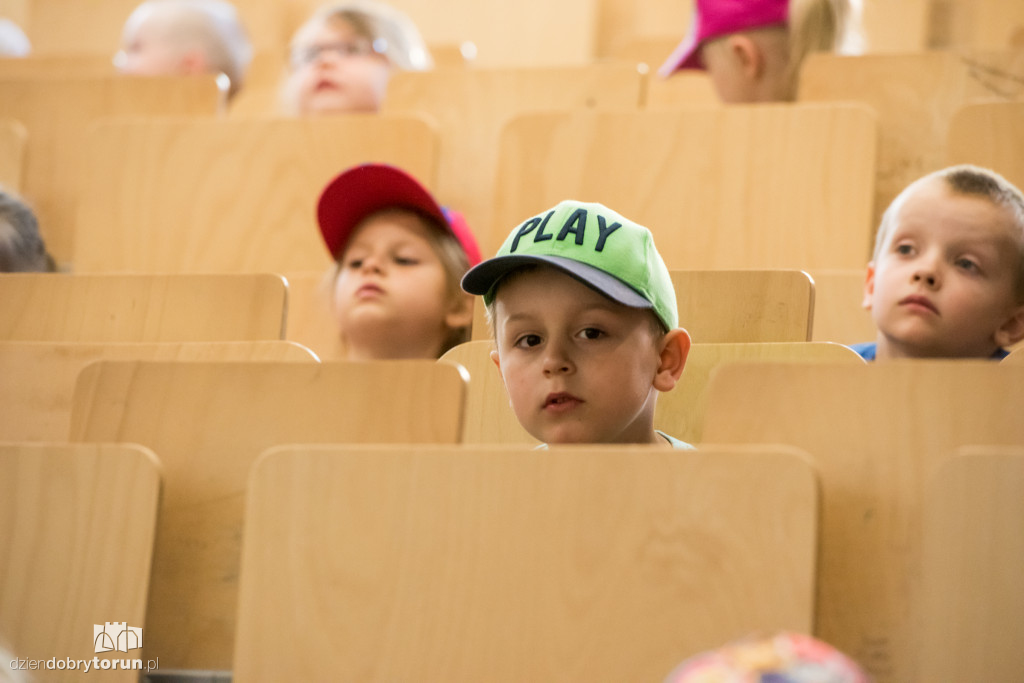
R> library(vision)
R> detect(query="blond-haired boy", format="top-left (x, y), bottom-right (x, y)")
top-left (462, 200), bottom-right (692, 446)
top-left (855, 164), bottom-right (1024, 360)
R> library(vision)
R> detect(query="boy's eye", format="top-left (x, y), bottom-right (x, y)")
top-left (393, 256), bottom-right (419, 266)
top-left (578, 327), bottom-right (605, 340)
top-left (955, 257), bottom-right (979, 272)
top-left (894, 243), bottom-right (914, 256)
top-left (344, 258), bottom-right (363, 269)
top-left (513, 334), bottom-right (542, 349)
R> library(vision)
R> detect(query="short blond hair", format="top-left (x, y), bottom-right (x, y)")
top-left (120, 0), bottom-right (253, 98)
top-left (871, 164), bottom-right (1024, 300)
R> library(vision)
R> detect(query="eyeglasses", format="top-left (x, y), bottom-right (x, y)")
top-left (290, 38), bottom-right (389, 68)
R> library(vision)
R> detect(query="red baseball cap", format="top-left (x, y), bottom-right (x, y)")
top-left (317, 163), bottom-right (482, 266)
top-left (658, 0), bottom-right (789, 76)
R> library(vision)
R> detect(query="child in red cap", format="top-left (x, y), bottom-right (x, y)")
top-left (317, 163), bottom-right (481, 359)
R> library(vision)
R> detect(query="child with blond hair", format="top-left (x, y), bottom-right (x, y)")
top-left (282, 0), bottom-right (431, 115)
top-left (115, 0), bottom-right (252, 99)
top-left (854, 164), bottom-right (1024, 360)
top-left (659, 0), bottom-right (857, 102)
top-left (462, 200), bottom-right (692, 446)
top-left (317, 163), bottom-right (479, 360)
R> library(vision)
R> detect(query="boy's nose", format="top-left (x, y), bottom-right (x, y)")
top-left (542, 341), bottom-right (574, 376)
top-left (911, 263), bottom-right (940, 288)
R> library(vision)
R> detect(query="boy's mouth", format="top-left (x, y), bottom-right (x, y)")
top-left (899, 295), bottom-right (939, 315)
top-left (543, 392), bottom-right (583, 412)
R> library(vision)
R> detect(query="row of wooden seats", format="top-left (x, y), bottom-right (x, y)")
top-left (4, 361), bottom-right (1024, 683)
top-left (5, 0), bottom-right (1023, 64)
top-left (3, 62), bottom-right (1021, 271)
top-left (0, 267), bottom-right (875, 354)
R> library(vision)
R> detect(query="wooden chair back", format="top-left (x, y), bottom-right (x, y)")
top-left (18, 0), bottom-right (285, 54)
top-left (280, 269), bottom-right (346, 361)
top-left (701, 361), bottom-right (1024, 683)
top-left (68, 359), bottom-right (467, 672)
top-left (0, 117), bottom-right (25, 191)
top-left (382, 64), bottom-right (646, 254)
top-left (74, 115), bottom-right (437, 273)
top-left (0, 273), bottom-right (287, 342)
top-left (658, 342), bottom-right (864, 443)
top-left (946, 101), bottom-right (1024, 189)
top-left (798, 49), bottom-right (1024, 228)
top-left (470, 269), bottom-right (816, 343)
top-left (234, 442), bottom-right (818, 683)
top-left (0, 442), bottom-right (161, 678)
top-left (807, 268), bottom-right (875, 344)
top-left (0, 75), bottom-right (222, 267)
top-left (920, 446), bottom-right (1024, 682)
top-left (0, 340), bottom-right (316, 441)
top-left (493, 105), bottom-right (876, 267)
top-left (643, 71), bottom-right (720, 107)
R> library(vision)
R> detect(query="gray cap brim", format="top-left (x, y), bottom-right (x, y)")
top-left (461, 254), bottom-right (652, 310)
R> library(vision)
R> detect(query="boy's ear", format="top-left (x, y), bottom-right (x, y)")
top-left (179, 48), bottom-right (209, 75)
top-left (994, 304), bottom-right (1024, 349)
top-left (445, 292), bottom-right (475, 330)
top-left (726, 34), bottom-right (764, 79)
top-left (653, 328), bottom-right (691, 393)
top-left (862, 262), bottom-right (876, 310)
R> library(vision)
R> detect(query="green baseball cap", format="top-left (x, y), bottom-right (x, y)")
top-left (461, 200), bottom-right (678, 330)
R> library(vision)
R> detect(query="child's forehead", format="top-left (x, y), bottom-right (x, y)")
top-left (494, 265), bottom-right (629, 314)
top-left (346, 209), bottom-right (435, 246)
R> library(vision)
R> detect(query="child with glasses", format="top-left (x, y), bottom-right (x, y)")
top-left (281, 0), bottom-right (431, 115)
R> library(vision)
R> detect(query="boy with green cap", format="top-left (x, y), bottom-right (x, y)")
top-left (461, 200), bottom-right (692, 447)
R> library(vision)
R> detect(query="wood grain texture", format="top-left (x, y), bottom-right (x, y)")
top-left (798, 49), bottom-right (1024, 231)
top-left (382, 64), bottom-right (646, 255)
top-left (68, 359), bottom-right (467, 671)
top-left (946, 101), bottom-right (1024, 190)
top-left (234, 443), bottom-right (817, 683)
top-left (920, 447), bottom-right (1024, 682)
top-left (701, 361), bottom-right (1024, 683)
top-left (0, 75), bottom-right (222, 267)
top-left (0, 340), bottom-right (316, 441)
top-left (0, 273), bottom-right (287, 342)
top-left (493, 105), bottom-right (876, 268)
top-left (0, 443), bottom-right (161, 681)
top-left (74, 115), bottom-right (437, 273)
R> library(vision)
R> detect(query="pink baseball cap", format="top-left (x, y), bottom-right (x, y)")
top-left (658, 0), bottom-right (789, 76)
top-left (317, 163), bottom-right (482, 266)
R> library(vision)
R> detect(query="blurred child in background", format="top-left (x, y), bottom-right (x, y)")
top-left (0, 188), bottom-right (56, 273)
top-left (115, 0), bottom-right (252, 99)
top-left (659, 0), bottom-right (857, 102)
top-left (0, 18), bottom-right (30, 57)
top-left (281, 0), bottom-right (431, 115)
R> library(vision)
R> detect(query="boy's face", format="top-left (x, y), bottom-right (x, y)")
top-left (117, 17), bottom-right (190, 76)
top-left (289, 18), bottom-right (391, 115)
top-left (491, 266), bottom-right (671, 444)
top-left (333, 211), bottom-right (464, 359)
top-left (864, 178), bottom-right (1024, 359)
